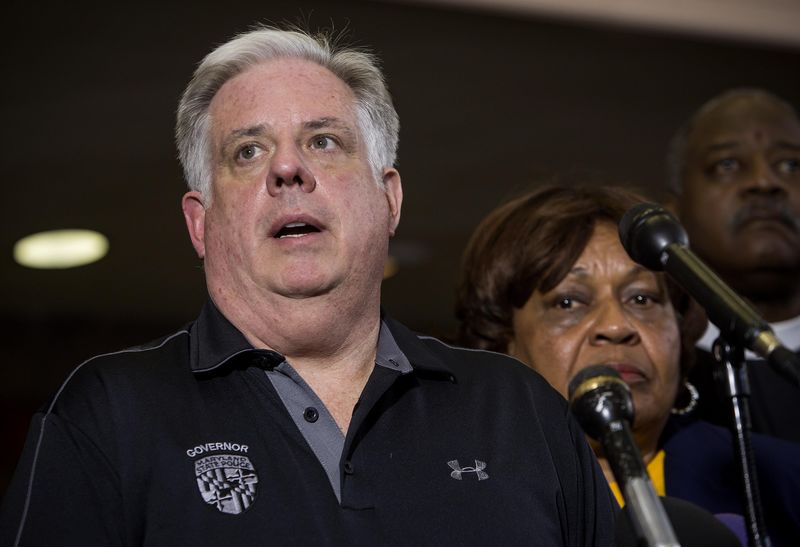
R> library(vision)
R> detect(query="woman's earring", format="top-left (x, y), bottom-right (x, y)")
top-left (671, 381), bottom-right (699, 416)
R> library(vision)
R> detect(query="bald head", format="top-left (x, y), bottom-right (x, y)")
top-left (667, 89), bottom-right (799, 195)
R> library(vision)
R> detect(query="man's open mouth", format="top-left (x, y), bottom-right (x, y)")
top-left (274, 222), bottom-right (321, 239)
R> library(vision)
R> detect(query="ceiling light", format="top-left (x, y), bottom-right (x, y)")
top-left (13, 229), bottom-right (109, 269)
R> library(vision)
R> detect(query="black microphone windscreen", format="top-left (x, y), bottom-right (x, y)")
top-left (618, 203), bottom-right (688, 271)
top-left (567, 364), bottom-right (620, 401)
top-left (568, 365), bottom-right (633, 441)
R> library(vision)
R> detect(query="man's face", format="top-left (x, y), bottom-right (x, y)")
top-left (182, 58), bottom-right (401, 307)
top-left (677, 95), bottom-right (800, 286)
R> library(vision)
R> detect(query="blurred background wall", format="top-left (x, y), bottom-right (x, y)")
top-left (2, 0), bottom-right (798, 495)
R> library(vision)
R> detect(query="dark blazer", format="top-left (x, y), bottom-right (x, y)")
top-left (661, 416), bottom-right (800, 547)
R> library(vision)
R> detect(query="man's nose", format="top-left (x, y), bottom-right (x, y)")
top-left (742, 156), bottom-right (787, 197)
top-left (590, 301), bottom-right (640, 346)
top-left (266, 145), bottom-right (317, 196)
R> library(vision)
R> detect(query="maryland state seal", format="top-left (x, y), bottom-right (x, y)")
top-left (194, 453), bottom-right (259, 515)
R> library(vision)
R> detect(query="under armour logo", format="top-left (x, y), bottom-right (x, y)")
top-left (448, 459), bottom-right (489, 480)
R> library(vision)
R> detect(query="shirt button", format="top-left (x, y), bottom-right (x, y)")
top-left (343, 461), bottom-right (354, 474)
top-left (303, 407), bottom-right (319, 423)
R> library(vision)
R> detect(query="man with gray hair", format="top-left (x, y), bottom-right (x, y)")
top-left (667, 88), bottom-right (800, 442)
top-left (0, 26), bottom-right (615, 545)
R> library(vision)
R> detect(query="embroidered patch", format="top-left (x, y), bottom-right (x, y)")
top-left (448, 459), bottom-right (489, 480)
top-left (195, 454), bottom-right (259, 514)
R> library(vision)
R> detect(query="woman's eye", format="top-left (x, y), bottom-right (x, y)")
top-left (556, 297), bottom-right (574, 310)
top-left (630, 294), bottom-right (658, 307)
top-left (553, 295), bottom-right (587, 310)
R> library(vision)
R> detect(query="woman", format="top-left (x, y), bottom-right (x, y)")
top-left (456, 184), bottom-right (800, 546)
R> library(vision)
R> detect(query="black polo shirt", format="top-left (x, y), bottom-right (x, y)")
top-left (1, 302), bottom-right (616, 546)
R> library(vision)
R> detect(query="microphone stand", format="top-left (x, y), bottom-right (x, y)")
top-left (711, 337), bottom-right (771, 547)
top-left (570, 366), bottom-right (679, 546)
top-left (605, 420), bottom-right (680, 547)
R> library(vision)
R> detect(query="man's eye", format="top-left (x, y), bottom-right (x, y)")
top-left (776, 158), bottom-right (800, 175)
top-left (236, 144), bottom-right (260, 161)
top-left (713, 157), bottom-right (740, 175)
top-left (310, 135), bottom-right (337, 150)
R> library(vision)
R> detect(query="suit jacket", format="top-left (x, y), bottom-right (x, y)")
top-left (661, 416), bottom-right (800, 547)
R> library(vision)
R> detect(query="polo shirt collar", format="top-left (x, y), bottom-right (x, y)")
top-left (375, 320), bottom-right (413, 373)
top-left (189, 300), bottom-right (454, 379)
top-left (381, 314), bottom-right (455, 380)
top-left (189, 300), bottom-right (283, 374)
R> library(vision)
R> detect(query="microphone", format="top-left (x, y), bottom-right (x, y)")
top-left (619, 203), bottom-right (800, 388)
top-left (569, 365), bottom-right (679, 547)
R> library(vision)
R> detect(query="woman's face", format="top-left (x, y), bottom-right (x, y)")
top-left (508, 222), bottom-right (681, 435)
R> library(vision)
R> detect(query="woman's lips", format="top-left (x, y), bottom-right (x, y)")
top-left (606, 364), bottom-right (647, 384)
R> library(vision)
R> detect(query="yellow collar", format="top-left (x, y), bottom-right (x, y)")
top-left (609, 449), bottom-right (666, 506)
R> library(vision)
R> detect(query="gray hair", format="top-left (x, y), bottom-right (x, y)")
top-left (666, 88), bottom-right (798, 195)
top-left (175, 25), bottom-right (400, 200)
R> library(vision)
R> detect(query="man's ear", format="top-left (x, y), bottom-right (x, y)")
top-left (383, 168), bottom-right (403, 236)
top-left (182, 191), bottom-right (207, 259)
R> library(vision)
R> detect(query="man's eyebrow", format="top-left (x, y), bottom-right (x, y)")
top-left (219, 118), bottom-right (357, 150)
top-left (773, 140), bottom-right (800, 152)
top-left (304, 117), bottom-right (356, 136)
top-left (704, 140), bottom-right (800, 154)
top-left (220, 124), bottom-right (269, 150)
top-left (704, 141), bottom-right (740, 153)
